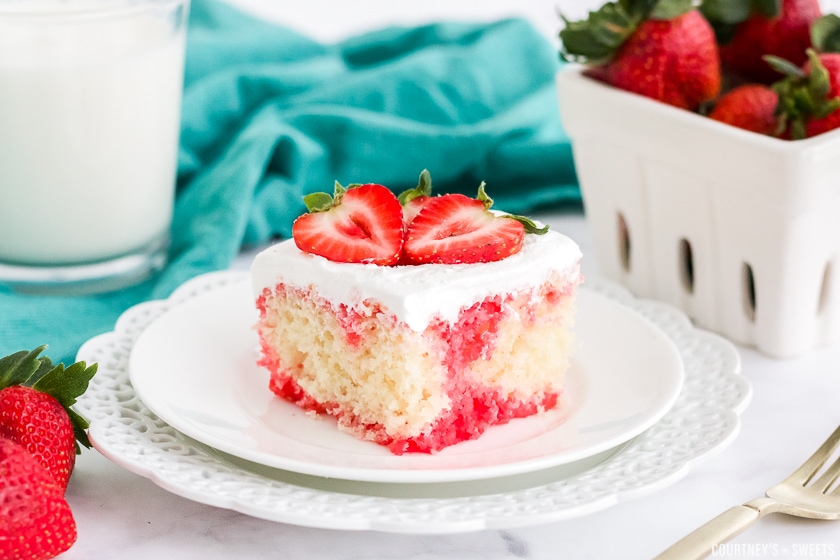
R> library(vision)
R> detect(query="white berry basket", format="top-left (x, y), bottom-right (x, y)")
top-left (557, 65), bottom-right (840, 359)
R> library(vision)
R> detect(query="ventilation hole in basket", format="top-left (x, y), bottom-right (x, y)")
top-left (617, 212), bottom-right (631, 272)
top-left (742, 263), bottom-right (757, 322)
top-left (818, 262), bottom-right (832, 315)
top-left (679, 238), bottom-right (694, 294)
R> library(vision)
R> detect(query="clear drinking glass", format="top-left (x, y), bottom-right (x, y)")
top-left (0, 0), bottom-right (189, 294)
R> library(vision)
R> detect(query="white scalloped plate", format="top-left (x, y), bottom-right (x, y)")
top-left (75, 271), bottom-right (750, 533)
top-left (126, 275), bottom-right (683, 483)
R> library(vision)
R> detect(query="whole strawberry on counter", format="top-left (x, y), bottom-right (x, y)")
top-left (1, 438), bottom-right (77, 560)
top-left (559, 0), bottom-right (721, 111)
top-left (0, 346), bottom-right (97, 560)
top-left (702, 0), bottom-right (821, 84)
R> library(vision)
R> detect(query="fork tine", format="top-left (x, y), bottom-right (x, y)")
top-left (784, 424), bottom-right (840, 487)
top-left (812, 453), bottom-right (840, 494)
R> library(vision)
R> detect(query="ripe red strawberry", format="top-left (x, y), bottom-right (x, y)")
top-left (0, 347), bottom-right (96, 492)
top-left (708, 84), bottom-right (781, 135)
top-left (707, 0), bottom-right (821, 84)
top-left (766, 49), bottom-right (840, 139)
top-left (560, 1), bottom-right (720, 110)
top-left (801, 53), bottom-right (840, 137)
top-left (292, 182), bottom-right (404, 265)
top-left (0, 438), bottom-right (77, 560)
top-left (402, 183), bottom-right (548, 265)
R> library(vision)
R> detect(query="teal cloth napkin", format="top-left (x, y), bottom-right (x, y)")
top-left (0, 0), bottom-right (579, 365)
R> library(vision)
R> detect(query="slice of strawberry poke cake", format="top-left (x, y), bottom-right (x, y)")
top-left (252, 171), bottom-right (582, 454)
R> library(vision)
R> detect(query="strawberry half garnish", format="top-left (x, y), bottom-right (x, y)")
top-left (292, 182), bottom-right (404, 265)
top-left (403, 183), bottom-right (548, 265)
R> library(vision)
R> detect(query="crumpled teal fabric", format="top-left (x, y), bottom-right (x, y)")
top-left (0, 0), bottom-right (579, 365)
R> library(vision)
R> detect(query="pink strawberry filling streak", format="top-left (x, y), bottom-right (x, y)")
top-left (256, 284), bottom-right (562, 455)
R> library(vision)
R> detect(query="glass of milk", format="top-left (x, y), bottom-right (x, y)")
top-left (0, 0), bottom-right (189, 294)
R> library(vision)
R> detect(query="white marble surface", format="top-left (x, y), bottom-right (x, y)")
top-left (62, 2), bottom-right (840, 558)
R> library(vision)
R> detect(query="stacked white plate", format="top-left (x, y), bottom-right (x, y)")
top-left (75, 271), bottom-right (750, 533)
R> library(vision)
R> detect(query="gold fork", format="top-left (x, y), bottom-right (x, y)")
top-left (655, 423), bottom-right (840, 559)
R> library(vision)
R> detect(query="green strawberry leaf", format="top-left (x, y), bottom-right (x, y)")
top-left (699, 0), bottom-right (752, 25)
top-left (302, 191), bottom-right (335, 213)
top-left (812, 14), bottom-right (840, 54)
top-left (332, 181), bottom-right (347, 204)
top-left (620, 0), bottom-right (657, 17)
top-left (302, 181), bottom-right (355, 212)
top-left (27, 356), bottom-right (55, 386)
top-left (475, 182), bottom-right (550, 234)
top-left (559, 1), bottom-right (641, 64)
top-left (476, 181), bottom-right (493, 210)
top-left (504, 215), bottom-right (550, 235)
top-left (31, 360), bottom-right (97, 410)
top-left (700, 0), bottom-right (779, 43)
top-left (67, 408), bottom-right (92, 452)
top-left (753, 0), bottom-right (781, 18)
top-left (649, 0), bottom-right (694, 21)
top-left (398, 169), bottom-right (433, 205)
top-left (764, 55), bottom-right (806, 78)
top-left (0, 346), bottom-right (47, 389)
top-left (770, 49), bottom-right (840, 139)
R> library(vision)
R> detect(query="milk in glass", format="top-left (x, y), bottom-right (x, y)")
top-left (0, 0), bottom-right (187, 269)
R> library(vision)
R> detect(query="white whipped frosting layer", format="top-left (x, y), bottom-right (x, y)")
top-left (251, 230), bottom-right (582, 331)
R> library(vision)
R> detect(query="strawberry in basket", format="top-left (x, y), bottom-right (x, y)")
top-left (709, 48), bottom-right (840, 140)
top-left (769, 49), bottom-right (840, 139)
top-left (708, 84), bottom-right (782, 135)
top-left (559, 0), bottom-right (720, 111)
top-left (701, 0), bottom-right (821, 84)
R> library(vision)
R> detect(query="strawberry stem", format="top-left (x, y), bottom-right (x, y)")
top-left (475, 181), bottom-right (549, 234)
top-left (476, 181), bottom-right (493, 211)
top-left (812, 14), bottom-right (840, 54)
top-left (397, 169), bottom-right (433, 205)
top-left (505, 215), bottom-right (550, 235)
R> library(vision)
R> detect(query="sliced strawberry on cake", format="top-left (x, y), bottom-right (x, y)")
top-left (292, 182), bottom-right (404, 265)
top-left (403, 182), bottom-right (548, 265)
